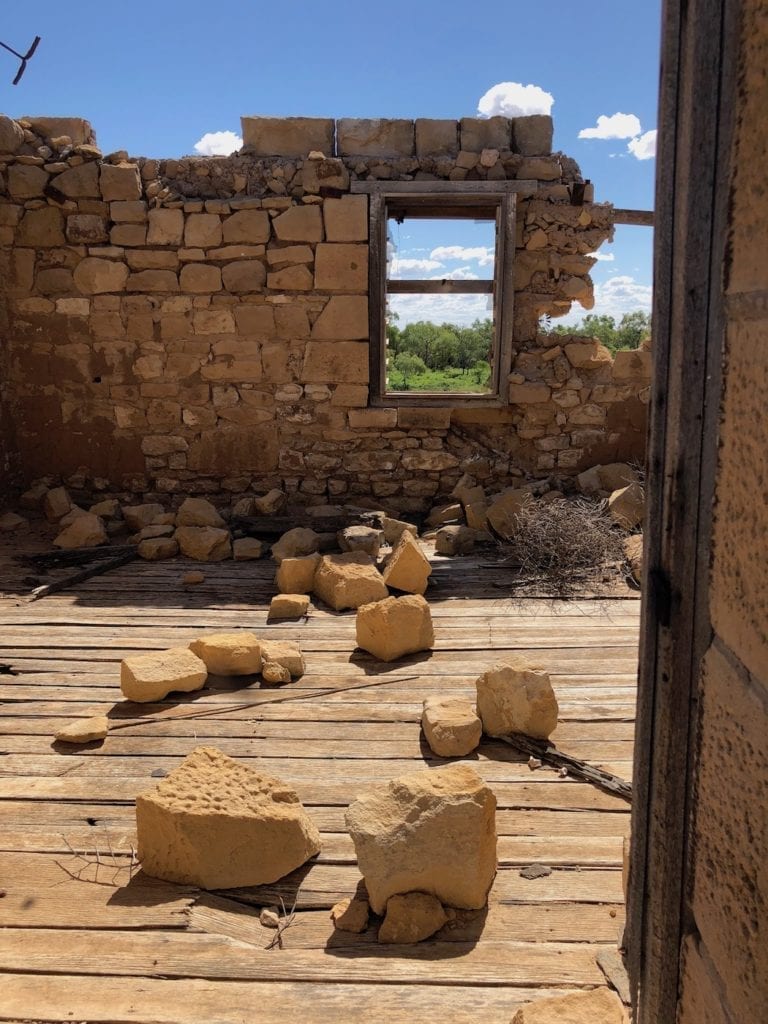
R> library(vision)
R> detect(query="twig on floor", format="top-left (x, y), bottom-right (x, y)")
top-left (495, 732), bottom-right (632, 802)
top-left (265, 892), bottom-right (301, 950)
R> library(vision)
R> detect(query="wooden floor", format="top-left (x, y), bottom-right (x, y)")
top-left (0, 544), bottom-right (639, 1023)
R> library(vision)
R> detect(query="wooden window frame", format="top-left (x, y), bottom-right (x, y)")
top-left (352, 181), bottom-right (530, 408)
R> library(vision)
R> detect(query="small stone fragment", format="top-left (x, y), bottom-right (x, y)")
top-left (183, 571), bottom-right (205, 585)
top-left (176, 497), bottom-right (225, 528)
top-left (378, 892), bottom-right (448, 944)
top-left (175, 526), bottom-right (232, 561)
top-left (475, 660), bottom-right (559, 740)
top-left (271, 527), bottom-right (321, 564)
top-left (53, 512), bottom-right (108, 549)
top-left (275, 552), bottom-right (321, 593)
top-left (89, 498), bottom-right (120, 518)
top-left (421, 697), bottom-right (482, 757)
top-left (260, 908), bottom-right (280, 928)
top-left (338, 525), bottom-right (382, 557)
top-left (233, 537), bottom-right (266, 561)
top-left (381, 531), bottom-right (432, 595)
top-left (121, 647), bottom-right (208, 703)
top-left (608, 482), bottom-right (645, 530)
top-left (269, 594), bottom-right (310, 619)
top-left (252, 489), bottom-right (287, 515)
top-left (345, 763), bottom-right (497, 914)
top-left (527, 756), bottom-right (543, 771)
top-left (330, 897), bottom-right (370, 933)
top-left (425, 502), bottom-right (462, 527)
top-left (313, 551), bottom-right (388, 611)
top-left (136, 746), bottom-right (322, 889)
top-left (122, 503), bottom-right (165, 531)
top-left (509, 987), bottom-right (627, 1024)
top-left (138, 537), bottom-right (179, 560)
top-left (189, 632), bottom-right (262, 675)
top-left (435, 525), bottom-right (475, 556)
top-left (259, 639), bottom-right (305, 678)
top-left (262, 660), bottom-right (291, 685)
top-left (55, 715), bottom-right (110, 744)
top-left (356, 594), bottom-right (434, 662)
top-left (519, 863), bottom-right (552, 880)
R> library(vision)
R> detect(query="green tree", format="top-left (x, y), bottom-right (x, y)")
top-left (392, 351), bottom-right (427, 389)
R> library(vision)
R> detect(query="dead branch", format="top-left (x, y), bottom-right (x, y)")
top-left (495, 732), bottom-right (632, 802)
top-left (27, 549), bottom-right (139, 601)
top-left (265, 892), bottom-right (301, 950)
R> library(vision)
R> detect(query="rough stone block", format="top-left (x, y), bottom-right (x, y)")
top-left (613, 348), bottom-right (652, 381)
top-left (355, 594), bottom-right (434, 662)
top-left (122, 503), bottom-right (165, 531)
top-left (517, 157), bottom-right (562, 181)
top-left (175, 526), bottom-right (232, 561)
top-left (510, 988), bottom-right (627, 1024)
top-left (313, 552), bottom-right (388, 611)
top-left (66, 214), bottom-right (108, 244)
top-left (177, 497), bottom-right (225, 528)
top-left (302, 156), bottom-right (349, 193)
top-left (24, 115), bottom-right (94, 146)
top-left (331, 897), bottom-right (370, 933)
top-left (222, 210), bottom-right (271, 244)
top-left (121, 647), bottom-right (208, 702)
top-left (262, 661), bottom-right (291, 685)
top-left (271, 528), bottom-right (321, 564)
top-left (258, 639), bottom-right (305, 677)
top-left (179, 263), bottom-right (222, 292)
top-left (345, 763), bottom-right (497, 913)
top-left (43, 486), bottom-right (72, 522)
top-left (230, 538), bottom-right (264, 562)
top-left (314, 243), bottom-right (368, 293)
top-left (475, 659), bottom-right (559, 739)
top-left (337, 118), bottom-right (414, 157)
top-left (241, 116), bottom-right (334, 156)
top-left (338, 525), bottom-right (382, 557)
top-left (53, 512), bottom-right (108, 550)
top-left (266, 264), bottom-right (312, 290)
top-left (435, 525), bottom-right (475, 556)
top-left (273, 205), bottom-right (323, 243)
top-left (311, 295), bottom-right (369, 339)
top-left (348, 408), bottom-right (397, 429)
top-left (460, 116), bottom-right (511, 152)
top-left (50, 162), bottom-right (100, 198)
top-left (55, 715), bottom-right (109, 744)
top-left (382, 531), bottom-right (432, 595)
top-left (511, 115), bottom-right (554, 156)
top-left (397, 407), bottom-right (452, 430)
top-left (302, 341), bottom-right (369, 384)
top-left (147, 208), bottom-right (185, 245)
top-left (426, 502), bottom-right (462, 527)
top-left (323, 195), bottom-right (368, 242)
top-left (598, 463), bottom-right (639, 491)
top-left (485, 488), bottom-right (530, 539)
top-left (136, 746), bottom-right (322, 888)
top-left (17, 207), bottom-right (64, 246)
top-left (0, 114), bottom-right (25, 153)
top-left (100, 163), bottom-right (141, 201)
top-left (126, 269), bottom-right (179, 292)
top-left (422, 696), bottom-right (482, 757)
top-left (189, 632), bottom-right (262, 675)
top-left (381, 517), bottom-right (418, 545)
top-left (564, 340), bottom-right (613, 370)
top-left (73, 257), bottom-right (129, 295)
top-left (138, 538), bottom-right (179, 560)
top-left (415, 118), bottom-right (459, 157)
top-left (185, 213), bottom-right (222, 248)
top-left (608, 482), bottom-right (645, 529)
top-left (275, 552), bottom-right (322, 593)
top-left (378, 892), bottom-right (448, 944)
top-left (7, 163), bottom-right (48, 199)
top-left (269, 594), bottom-right (310, 619)
top-left (508, 382), bottom-right (551, 404)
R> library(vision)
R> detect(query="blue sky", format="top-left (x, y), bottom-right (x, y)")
top-left (2, 0), bottom-right (660, 325)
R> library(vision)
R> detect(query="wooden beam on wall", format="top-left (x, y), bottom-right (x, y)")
top-left (613, 208), bottom-right (655, 226)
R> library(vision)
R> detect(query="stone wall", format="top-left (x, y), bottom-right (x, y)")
top-left (0, 113), bottom-right (650, 508)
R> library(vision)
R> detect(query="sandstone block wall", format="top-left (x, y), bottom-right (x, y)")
top-left (0, 112), bottom-right (649, 507)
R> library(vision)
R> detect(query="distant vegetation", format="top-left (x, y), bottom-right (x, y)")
top-left (540, 310), bottom-right (651, 354)
top-left (386, 317), bottom-right (493, 392)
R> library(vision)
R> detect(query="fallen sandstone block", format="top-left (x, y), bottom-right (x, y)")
top-left (138, 537), bottom-right (179, 560)
top-left (485, 488), bottom-right (529, 539)
top-left (43, 486), bottom-right (72, 522)
top-left (136, 746), bottom-right (322, 889)
top-left (176, 496), bottom-right (225, 528)
top-left (121, 647), bottom-right (208, 702)
top-left (175, 526), bottom-right (232, 561)
top-left (378, 892), bottom-right (448, 944)
top-left (189, 632), bottom-right (262, 675)
top-left (53, 512), bottom-right (107, 550)
top-left (425, 502), bottom-right (462, 527)
top-left (269, 594), bottom-right (310, 619)
top-left (623, 534), bottom-right (643, 584)
top-left (183, 570), bottom-right (205, 585)
top-left (275, 552), bottom-right (321, 593)
top-left (55, 715), bottom-right (110, 744)
top-left (313, 552), bottom-right (388, 611)
top-left (252, 488), bottom-right (287, 515)
top-left (355, 594), bottom-right (434, 662)
top-left (338, 525), bottom-right (382, 558)
top-left (262, 660), bottom-right (291, 685)
top-left (233, 537), bottom-right (266, 561)
top-left (381, 531), bottom-right (432, 595)
top-left (122, 503), bottom-right (165, 531)
top-left (0, 512), bottom-right (28, 532)
top-left (435, 525), bottom-right (475, 556)
top-left (271, 527), bottom-right (321, 564)
top-left (475, 660), bottom-right (559, 739)
top-left (259, 639), bottom-right (305, 678)
top-left (510, 987), bottom-right (628, 1024)
top-left (381, 517), bottom-right (418, 545)
top-left (345, 762), bottom-right (497, 914)
top-left (608, 482), bottom-right (645, 529)
top-left (422, 697), bottom-right (482, 757)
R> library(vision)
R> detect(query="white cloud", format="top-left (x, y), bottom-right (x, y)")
top-left (193, 130), bottom-right (243, 156)
top-left (588, 251), bottom-right (615, 262)
top-left (390, 257), bottom-right (444, 275)
top-left (628, 129), bottom-right (657, 160)
top-left (429, 266), bottom-right (480, 281)
top-left (578, 112), bottom-right (642, 140)
top-left (430, 245), bottom-right (495, 267)
top-left (594, 275), bottom-right (652, 317)
top-left (389, 292), bottom-right (492, 327)
top-left (477, 81), bottom-right (554, 118)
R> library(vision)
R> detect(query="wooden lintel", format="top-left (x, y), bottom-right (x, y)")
top-left (387, 279), bottom-right (494, 295)
top-left (351, 180), bottom-right (539, 195)
top-left (613, 208), bottom-right (655, 226)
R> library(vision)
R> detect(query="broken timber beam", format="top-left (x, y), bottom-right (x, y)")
top-left (27, 549), bottom-right (139, 602)
top-left (496, 732), bottom-right (632, 802)
top-left (231, 512), bottom-right (382, 537)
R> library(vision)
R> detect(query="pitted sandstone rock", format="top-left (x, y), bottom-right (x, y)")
top-left (381, 531), bottom-right (432, 595)
top-left (121, 647), bottom-right (208, 703)
top-left (313, 552), bottom-right (388, 611)
top-left (189, 632), bottom-right (262, 675)
top-left (475, 660), bottom-right (559, 740)
top-left (259, 639), bottom-right (305, 678)
top-left (271, 527), bottom-right (321, 564)
top-left (55, 715), bottom-right (110, 744)
top-left (355, 594), bottom-right (434, 662)
top-left (175, 526), bottom-right (232, 561)
top-left (509, 988), bottom-right (628, 1024)
top-left (345, 763), bottom-right (497, 914)
top-left (275, 552), bottom-right (321, 593)
top-left (422, 697), bottom-right (482, 757)
top-left (53, 512), bottom-right (107, 549)
top-left (136, 746), bottom-right (322, 889)
top-left (176, 496), bottom-right (225, 528)
top-left (378, 892), bottom-right (448, 944)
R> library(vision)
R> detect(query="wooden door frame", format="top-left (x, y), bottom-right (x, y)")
top-left (627, 0), bottom-right (740, 1020)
